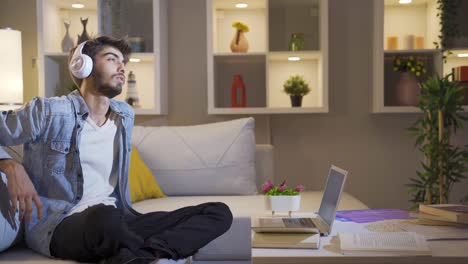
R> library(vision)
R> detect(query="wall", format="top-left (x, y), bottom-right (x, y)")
top-left (2, 0), bottom-right (467, 209)
top-left (140, 0), bottom-right (468, 209)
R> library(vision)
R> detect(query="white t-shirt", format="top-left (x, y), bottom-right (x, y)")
top-left (68, 114), bottom-right (117, 216)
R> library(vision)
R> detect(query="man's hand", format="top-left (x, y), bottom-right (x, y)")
top-left (0, 159), bottom-right (43, 224)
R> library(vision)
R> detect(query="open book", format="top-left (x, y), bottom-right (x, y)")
top-left (339, 232), bottom-right (431, 256)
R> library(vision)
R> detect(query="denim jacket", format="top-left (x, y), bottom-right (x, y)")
top-left (0, 90), bottom-right (139, 257)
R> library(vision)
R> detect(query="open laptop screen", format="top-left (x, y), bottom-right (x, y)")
top-left (317, 166), bottom-right (347, 227)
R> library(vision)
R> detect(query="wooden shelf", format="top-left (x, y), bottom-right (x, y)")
top-left (44, 52), bottom-right (68, 57)
top-left (372, 0), bottom-right (468, 113)
top-left (37, 0), bottom-right (168, 115)
top-left (207, 0), bottom-right (328, 114)
top-left (384, 49), bottom-right (439, 54)
top-left (214, 52), bottom-right (267, 57)
top-left (208, 106), bottom-right (328, 115)
top-left (268, 51), bottom-right (321, 61)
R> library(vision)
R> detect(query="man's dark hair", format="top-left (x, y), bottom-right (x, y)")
top-left (69, 36), bottom-right (132, 88)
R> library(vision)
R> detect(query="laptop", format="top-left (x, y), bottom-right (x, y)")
top-left (251, 165), bottom-right (348, 236)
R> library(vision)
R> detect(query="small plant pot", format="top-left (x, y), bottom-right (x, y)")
top-left (395, 72), bottom-right (420, 106)
top-left (290, 95), bottom-right (303, 107)
top-left (265, 195), bottom-right (301, 217)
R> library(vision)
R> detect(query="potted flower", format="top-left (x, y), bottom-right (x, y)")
top-left (392, 55), bottom-right (427, 78)
top-left (392, 55), bottom-right (427, 106)
top-left (283, 75), bottom-right (311, 107)
top-left (262, 179), bottom-right (305, 217)
top-left (230, 21), bottom-right (250, 53)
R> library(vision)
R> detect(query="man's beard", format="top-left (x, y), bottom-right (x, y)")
top-left (91, 70), bottom-right (123, 98)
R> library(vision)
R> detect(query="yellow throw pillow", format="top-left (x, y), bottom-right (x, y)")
top-left (129, 145), bottom-right (166, 203)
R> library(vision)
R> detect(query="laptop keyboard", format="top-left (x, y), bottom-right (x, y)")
top-left (282, 218), bottom-right (316, 228)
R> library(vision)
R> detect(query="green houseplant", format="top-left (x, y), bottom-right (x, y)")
top-left (283, 75), bottom-right (311, 107)
top-left (406, 0), bottom-right (468, 208)
top-left (408, 75), bottom-right (468, 207)
top-left (434, 0), bottom-right (460, 62)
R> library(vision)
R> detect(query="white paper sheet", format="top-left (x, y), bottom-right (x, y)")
top-left (397, 222), bottom-right (468, 240)
top-left (339, 232), bottom-right (431, 255)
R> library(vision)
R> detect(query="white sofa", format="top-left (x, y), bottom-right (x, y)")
top-left (0, 118), bottom-right (368, 263)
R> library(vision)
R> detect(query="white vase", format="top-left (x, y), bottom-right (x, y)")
top-left (265, 195), bottom-right (301, 216)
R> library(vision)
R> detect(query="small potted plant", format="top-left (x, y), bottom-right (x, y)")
top-left (230, 21), bottom-right (250, 53)
top-left (392, 55), bottom-right (427, 78)
top-left (283, 75), bottom-right (311, 107)
top-left (262, 179), bottom-right (305, 217)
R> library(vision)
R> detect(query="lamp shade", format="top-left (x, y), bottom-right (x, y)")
top-left (0, 28), bottom-right (23, 105)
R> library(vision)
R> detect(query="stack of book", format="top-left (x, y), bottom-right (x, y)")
top-left (415, 204), bottom-right (468, 226)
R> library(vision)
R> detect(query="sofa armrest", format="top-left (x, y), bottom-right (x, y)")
top-left (192, 217), bottom-right (251, 262)
top-left (255, 145), bottom-right (274, 192)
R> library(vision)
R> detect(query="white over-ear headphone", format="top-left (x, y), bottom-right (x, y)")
top-left (69, 41), bottom-right (93, 79)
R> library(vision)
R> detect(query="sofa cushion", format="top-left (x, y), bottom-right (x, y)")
top-left (132, 118), bottom-right (258, 196)
top-left (129, 145), bottom-right (166, 203)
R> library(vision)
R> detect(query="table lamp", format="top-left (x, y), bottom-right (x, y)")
top-left (0, 28), bottom-right (23, 109)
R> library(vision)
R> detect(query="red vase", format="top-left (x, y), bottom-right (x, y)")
top-left (231, 74), bottom-right (246, 107)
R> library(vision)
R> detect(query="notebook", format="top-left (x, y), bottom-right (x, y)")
top-left (252, 165), bottom-right (348, 236)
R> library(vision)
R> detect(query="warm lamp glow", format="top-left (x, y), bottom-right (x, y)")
top-left (457, 53), bottom-right (468, 58)
top-left (288, 56), bottom-right (301, 61)
top-left (72, 3), bottom-right (85, 8)
top-left (399, 0), bottom-right (412, 4)
top-left (129, 58), bottom-right (141, 63)
top-left (0, 28), bottom-right (23, 105)
top-left (235, 3), bottom-right (248, 8)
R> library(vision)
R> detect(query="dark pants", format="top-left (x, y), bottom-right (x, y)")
top-left (50, 202), bottom-right (233, 263)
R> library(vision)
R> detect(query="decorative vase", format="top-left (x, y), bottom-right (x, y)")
top-left (288, 32), bottom-right (305, 51)
top-left (61, 21), bottom-right (74, 52)
top-left (395, 72), bottom-right (420, 106)
top-left (77, 17), bottom-right (90, 45)
top-left (230, 30), bottom-right (249, 53)
top-left (231, 74), bottom-right (246, 107)
top-left (125, 71), bottom-right (140, 107)
top-left (265, 195), bottom-right (301, 217)
top-left (290, 95), bottom-right (303, 107)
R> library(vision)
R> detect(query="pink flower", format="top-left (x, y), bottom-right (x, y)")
top-left (294, 185), bottom-right (305, 192)
top-left (279, 179), bottom-right (286, 188)
top-left (261, 180), bottom-right (274, 193)
top-left (278, 180), bottom-right (287, 192)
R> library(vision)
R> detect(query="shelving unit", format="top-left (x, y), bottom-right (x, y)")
top-left (36, 0), bottom-right (168, 115)
top-left (207, 0), bottom-right (328, 114)
top-left (373, 0), bottom-right (468, 113)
